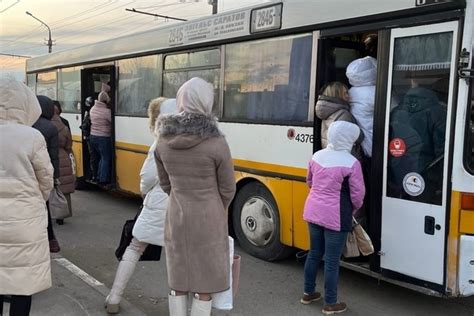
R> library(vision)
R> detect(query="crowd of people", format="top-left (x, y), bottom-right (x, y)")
top-left (0, 35), bottom-right (378, 315)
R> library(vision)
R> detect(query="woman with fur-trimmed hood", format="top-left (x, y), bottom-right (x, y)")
top-left (155, 77), bottom-right (236, 316)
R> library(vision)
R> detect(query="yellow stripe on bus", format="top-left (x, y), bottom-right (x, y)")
top-left (233, 159), bottom-right (307, 178)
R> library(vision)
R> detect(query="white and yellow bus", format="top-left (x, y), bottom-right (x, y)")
top-left (26, 0), bottom-right (473, 297)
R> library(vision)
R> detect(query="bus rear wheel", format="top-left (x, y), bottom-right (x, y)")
top-left (232, 182), bottom-right (292, 261)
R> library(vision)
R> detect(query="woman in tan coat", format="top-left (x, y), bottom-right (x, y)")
top-left (51, 102), bottom-right (75, 223)
top-left (155, 77), bottom-right (236, 316)
top-left (0, 79), bottom-right (54, 315)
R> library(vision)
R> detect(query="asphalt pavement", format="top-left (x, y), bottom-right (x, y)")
top-left (4, 189), bottom-right (472, 316)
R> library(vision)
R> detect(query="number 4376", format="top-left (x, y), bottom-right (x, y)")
top-left (295, 134), bottom-right (313, 143)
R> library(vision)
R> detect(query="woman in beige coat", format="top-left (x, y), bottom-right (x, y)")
top-left (0, 79), bottom-right (54, 315)
top-left (155, 77), bottom-right (236, 316)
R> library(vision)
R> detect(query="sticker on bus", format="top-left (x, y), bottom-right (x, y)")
top-left (403, 172), bottom-right (425, 196)
top-left (389, 138), bottom-right (406, 157)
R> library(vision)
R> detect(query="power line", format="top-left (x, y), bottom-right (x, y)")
top-left (0, 53), bottom-right (31, 58)
top-left (125, 8), bottom-right (187, 21)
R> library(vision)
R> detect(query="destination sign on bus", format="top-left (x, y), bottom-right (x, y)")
top-left (250, 3), bottom-right (283, 34)
top-left (168, 11), bottom-right (249, 46)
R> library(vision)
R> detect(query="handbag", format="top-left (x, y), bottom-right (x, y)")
top-left (352, 217), bottom-right (374, 256)
top-left (115, 209), bottom-right (162, 261)
top-left (49, 185), bottom-right (69, 219)
top-left (343, 231), bottom-right (361, 258)
top-left (212, 236), bottom-right (241, 310)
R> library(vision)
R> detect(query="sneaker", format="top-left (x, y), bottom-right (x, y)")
top-left (322, 302), bottom-right (347, 314)
top-left (49, 239), bottom-right (61, 253)
top-left (300, 292), bottom-right (322, 304)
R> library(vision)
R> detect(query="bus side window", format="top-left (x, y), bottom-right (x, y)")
top-left (223, 34), bottom-right (312, 123)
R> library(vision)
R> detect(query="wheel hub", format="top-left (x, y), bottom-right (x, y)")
top-left (240, 197), bottom-right (276, 247)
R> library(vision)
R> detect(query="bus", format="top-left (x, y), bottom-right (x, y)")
top-left (25, 0), bottom-right (473, 298)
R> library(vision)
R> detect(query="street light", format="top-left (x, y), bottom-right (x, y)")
top-left (26, 11), bottom-right (53, 53)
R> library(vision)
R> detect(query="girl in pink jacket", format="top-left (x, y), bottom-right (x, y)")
top-left (301, 121), bottom-right (365, 315)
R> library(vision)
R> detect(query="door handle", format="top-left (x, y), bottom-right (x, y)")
top-left (424, 216), bottom-right (435, 235)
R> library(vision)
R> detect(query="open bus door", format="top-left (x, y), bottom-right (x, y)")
top-left (80, 65), bottom-right (116, 187)
top-left (380, 21), bottom-right (459, 290)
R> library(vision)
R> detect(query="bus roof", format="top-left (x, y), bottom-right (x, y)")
top-left (26, 0), bottom-right (463, 72)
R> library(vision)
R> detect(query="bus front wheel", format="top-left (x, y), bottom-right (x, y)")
top-left (232, 182), bottom-right (292, 261)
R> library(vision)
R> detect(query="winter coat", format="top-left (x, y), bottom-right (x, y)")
top-left (132, 141), bottom-right (168, 246)
top-left (33, 96), bottom-right (60, 179)
top-left (303, 121), bottom-right (365, 232)
top-left (51, 114), bottom-right (75, 195)
top-left (0, 79), bottom-right (54, 295)
top-left (389, 88), bottom-right (446, 203)
top-left (90, 100), bottom-right (111, 137)
top-left (315, 95), bottom-right (364, 160)
top-left (155, 112), bottom-right (236, 293)
top-left (346, 56), bottom-right (377, 157)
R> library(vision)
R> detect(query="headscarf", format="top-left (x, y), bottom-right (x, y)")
top-left (176, 77), bottom-right (214, 114)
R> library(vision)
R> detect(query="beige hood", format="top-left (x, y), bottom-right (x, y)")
top-left (0, 79), bottom-right (41, 126)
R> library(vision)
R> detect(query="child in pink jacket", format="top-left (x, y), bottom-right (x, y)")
top-left (301, 121), bottom-right (365, 315)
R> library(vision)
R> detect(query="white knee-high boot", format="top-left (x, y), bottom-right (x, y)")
top-left (190, 296), bottom-right (212, 316)
top-left (105, 247), bottom-right (141, 313)
top-left (168, 294), bottom-right (187, 316)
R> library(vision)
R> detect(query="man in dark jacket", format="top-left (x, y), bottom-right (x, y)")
top-left (33, 95), bottom-right (61, 253)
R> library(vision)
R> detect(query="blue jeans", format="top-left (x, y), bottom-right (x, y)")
top-left (89, 135), bottom-right (112, 183)
top-left (303, 223), bottom-right (348, 305)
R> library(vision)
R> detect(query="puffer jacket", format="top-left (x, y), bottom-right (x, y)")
top-left (51, 114), bottom-right (75, 194)
top-left (0, 79), bottom-right (54, 295)
top-left (346, 56), bottom-right (377, 157)
top-left (132, 141), bottom-right (169, 246)
top-left (303, 121), bottom-right (365, 232)
top-left (315, 95), bottom-right (364, 160)
top-left (90, 100), bottom-right (111, 137)
top-left (33, 96), bottom-right (59, 179)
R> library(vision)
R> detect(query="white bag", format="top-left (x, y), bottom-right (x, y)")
top-left (212, 236), bottom-right (235, 310)
top-left (49, 186), bottom-right (69, 219)
top-left (69, 153), bottom-right (76, 176)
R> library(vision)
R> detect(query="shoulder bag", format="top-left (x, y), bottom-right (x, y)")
top-left (49, 185), bottom-right (69, 219)
top-left (115, 207), bottom-right (162, 261)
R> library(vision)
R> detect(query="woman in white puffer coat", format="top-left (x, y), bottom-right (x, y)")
top-left (105, 98), bottom-right (177, 314)
top-left (0, 79), bottom-right (54, 315)
top-left (346, 56), bottom-right (377, 158)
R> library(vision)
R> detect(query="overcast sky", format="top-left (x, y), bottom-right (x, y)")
top-left (0, 0), bottom-right (268, 80)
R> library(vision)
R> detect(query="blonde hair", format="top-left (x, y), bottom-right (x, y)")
top-left (320, 81), bottom-right (348, 100)
top-left (148, 97), bottom-right (167, 133)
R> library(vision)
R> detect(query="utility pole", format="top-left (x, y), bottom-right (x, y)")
top-left (208, 0), bottom-right (218, 14)
top-left (26, 11), bottom-right (53, 53)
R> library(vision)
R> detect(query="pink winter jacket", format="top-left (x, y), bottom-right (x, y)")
top-left (303, 121), bottom-right (365, 232)
top-left (90, 100), bottom-right (111, 137)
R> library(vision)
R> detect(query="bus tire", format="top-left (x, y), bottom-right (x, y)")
top-left (232, 182), bottom-right (292, 261)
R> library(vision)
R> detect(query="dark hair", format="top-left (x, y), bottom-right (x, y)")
top-left (364, 34), bottom-right (378, 58)
top-left (52, 100), bottom-right (62, 114)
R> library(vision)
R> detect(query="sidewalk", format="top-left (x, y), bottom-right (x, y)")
top-left (3, 255), bottom-right (146, 316)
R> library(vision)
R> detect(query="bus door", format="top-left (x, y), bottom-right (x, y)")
top-left (381, 21), bottom-right (459, 287)
top-left (314, 37), bottom-right (366, 152)
top-left (80, 66), bottom-right (117, 186)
